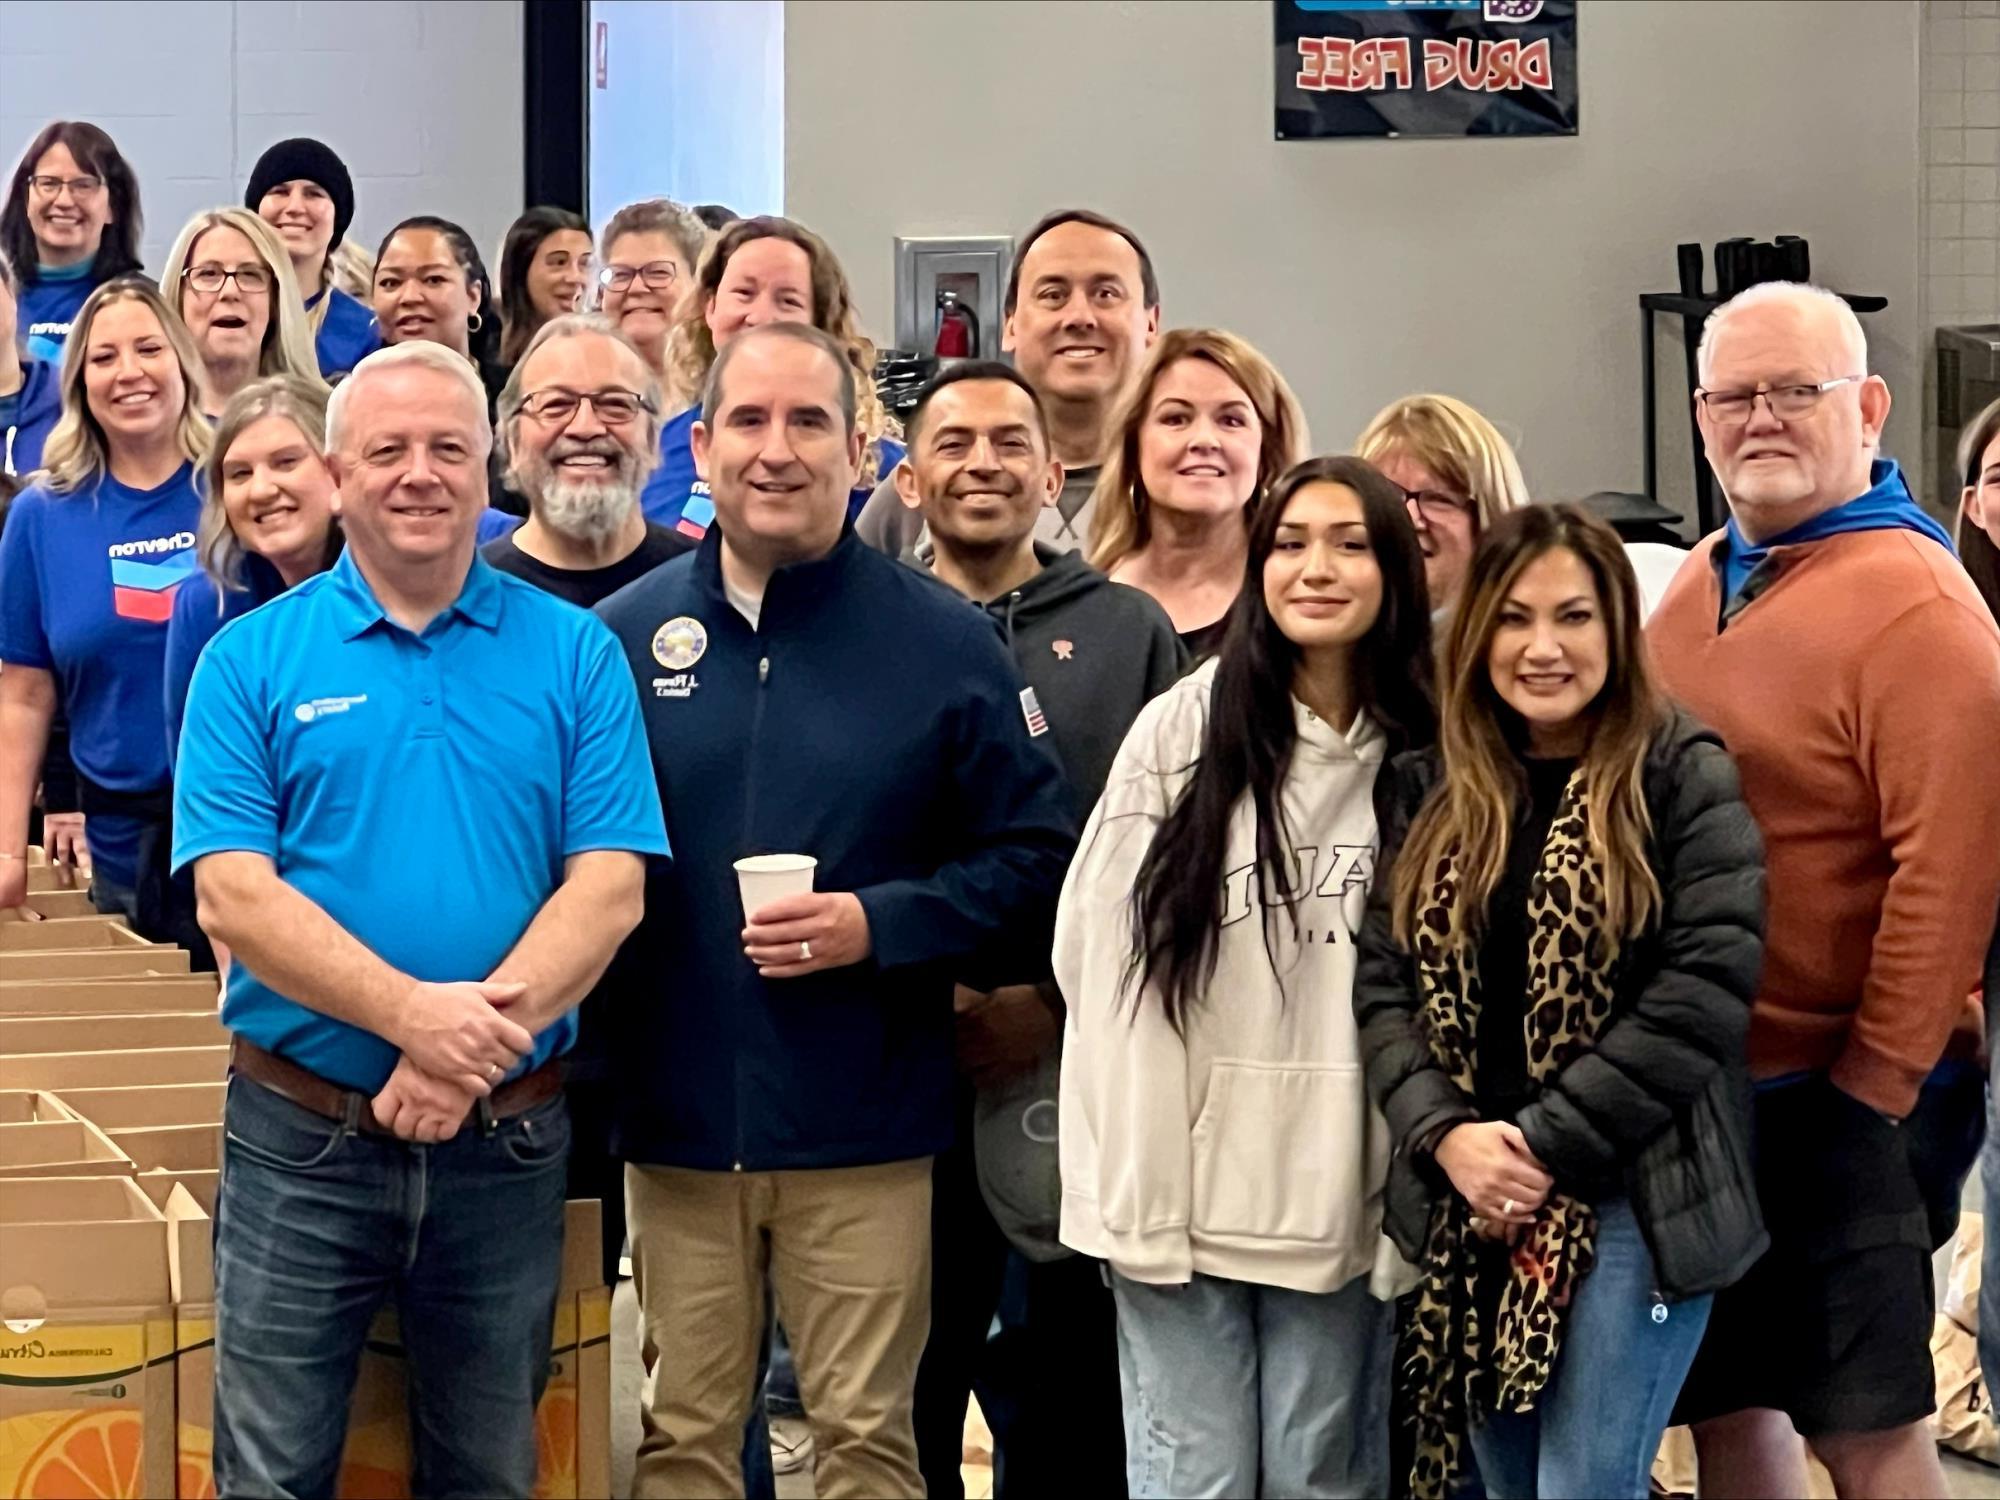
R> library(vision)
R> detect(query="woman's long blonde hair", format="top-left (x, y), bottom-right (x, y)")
top-left (1355, 393), bottom-right (1529, 532)
top-left (40, 279), bottom-right (214, 493)
top-left (663, 215), bottom-right (894, 483)
top-left (161, 208), bottom-right (326, 395)
top-left (197, 374), bottom-right (336, 595)
top-left (1391, 503), bottom-right (1668, 954)
top-left (1085, 328), bottom-right (1309, 574)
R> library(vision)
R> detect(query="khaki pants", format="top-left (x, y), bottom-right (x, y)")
top-left (626, 1157), bottom-right (933, 1499)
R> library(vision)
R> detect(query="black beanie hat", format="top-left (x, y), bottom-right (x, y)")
top-left (245, 138), bottom-right (355, 252)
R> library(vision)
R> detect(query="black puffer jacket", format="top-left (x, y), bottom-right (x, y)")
top-left (1354, 709), bottom-right (1769, 1299)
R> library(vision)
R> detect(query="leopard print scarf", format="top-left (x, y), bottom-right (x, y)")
top-left (1400, 767), bottom-right (1620, 1500)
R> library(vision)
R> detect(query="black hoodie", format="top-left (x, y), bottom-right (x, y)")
top-left (922, 543), bottom-right (1187, 817)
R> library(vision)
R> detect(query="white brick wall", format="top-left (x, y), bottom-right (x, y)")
top-left (0, 0), bottom-right (524, 278)
top-left (1924, 0), bottom-right (2000, 325)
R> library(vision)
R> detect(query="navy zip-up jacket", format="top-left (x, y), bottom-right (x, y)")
top-left (596, 526), bottom-right (1077, 1170)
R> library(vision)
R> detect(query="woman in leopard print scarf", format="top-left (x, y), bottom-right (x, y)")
top-left (1355, 505), bottom-right (1766, 1499)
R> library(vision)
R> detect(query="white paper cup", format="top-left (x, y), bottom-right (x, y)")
top-left (735, 854), bottom-right (817, 922)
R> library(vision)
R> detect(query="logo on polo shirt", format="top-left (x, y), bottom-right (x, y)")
top-left (652, 617), bottom-right (707, 670)
top-left (294, 694), bottom-right (368, 723)
top-left (105, 531), bottom-right (197, 623)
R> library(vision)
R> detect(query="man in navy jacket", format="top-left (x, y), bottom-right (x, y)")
top-left (597, 323), bottom-right (1074, 1500)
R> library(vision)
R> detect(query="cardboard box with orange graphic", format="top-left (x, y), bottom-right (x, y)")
top-left (0, 1176), bottom-right (176, 1499)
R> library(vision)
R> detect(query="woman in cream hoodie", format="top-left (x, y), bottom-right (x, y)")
top-left (1056, 455), bottom-right (1437, 1499)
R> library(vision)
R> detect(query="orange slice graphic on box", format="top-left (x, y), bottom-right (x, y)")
top-left (532, 1393), bottom-right (577, 1500)
top-left (14, 1411), bottom-right (143, 1499)
top-left (176, 1424), bottom-right (216, 1500)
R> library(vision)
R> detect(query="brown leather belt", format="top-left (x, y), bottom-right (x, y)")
top-left (230, 1038), bottom-right (561, 1138)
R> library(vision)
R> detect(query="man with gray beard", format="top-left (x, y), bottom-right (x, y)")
top-left (484, 314), bottom-right (694, 609)
top-left (484, 314), bottom-right (691, 1286)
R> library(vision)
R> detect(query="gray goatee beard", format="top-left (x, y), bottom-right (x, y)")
top-left (537, 474), bottom-right (640, 547)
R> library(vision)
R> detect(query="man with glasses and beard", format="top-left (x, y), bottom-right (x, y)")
top-left (485, 314), bottom-right (693, 609)
top-left (486, 314), bottom-right (691, 1288)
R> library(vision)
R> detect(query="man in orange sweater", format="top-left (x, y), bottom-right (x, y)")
top-left (1650, 281), bottom-right (2000, 1499)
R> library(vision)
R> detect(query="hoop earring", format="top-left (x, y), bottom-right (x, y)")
top-left (467, 312), bottom-right (483, 333)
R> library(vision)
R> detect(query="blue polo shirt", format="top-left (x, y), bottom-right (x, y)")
top-left (171, 549), bottom-right (669, 1091)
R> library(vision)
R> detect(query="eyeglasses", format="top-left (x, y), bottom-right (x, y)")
top-left (518, 388), bottom-right (655, 427)
top-left (1399, 488), bottom-right (1480, 527)
top-left (28, 174), bottom-right (104, 199)
top-left (182, 264), bottom-right (272, 296)
top-left (1694, 376), bottom-right (1863, 426)
top-left (598, 261), bottom-right (681, 293)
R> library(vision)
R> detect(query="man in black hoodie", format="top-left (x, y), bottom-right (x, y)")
top-left (893, 361), bottom-right (1182, 1499)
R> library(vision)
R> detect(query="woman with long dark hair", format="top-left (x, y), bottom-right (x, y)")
top-left (1356, 504), bottom-right (1766, 1498)
top-left (1, 121), bottom-right (144, 362)
top-left (496, 206), bottom-right (592, 369)
top-left (1056, 456), bottom-right (1435, 1498)
top-left (370, 215), bottom-right (500, 395)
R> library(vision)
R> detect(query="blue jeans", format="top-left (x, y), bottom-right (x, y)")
top-left (213, 1073), bottom-right (570, 1499)
top-left (1468, 1197), bottom-right (1709, 1500)
top-left (1110, 1269), bottom-right (1391, 1499)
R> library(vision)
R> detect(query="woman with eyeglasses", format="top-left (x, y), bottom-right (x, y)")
top-left (246, 138), bottom-right (380, 381)
top-left (1087, 328), bottom-right (1310, 662)
top-left (497, 208), bottom-right (594, 373)
top-left (162, 208), bottom-right (326, 418)
top-left (0, 121), bottom-right (144, 363)
top-left (595, 198), bottom-right (704, 386)
top-left (1356, 394), bottom-right (1530, 618)
top-left (651, 214), bottom-right (903, 537)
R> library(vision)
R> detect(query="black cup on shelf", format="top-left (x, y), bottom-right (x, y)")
top-left (1714, 238), bottom-right (1754, 298)
top-left (1676, 243), bottom-right (1705, 298)
top-left (1776, 235), bottom-right (1810, 282)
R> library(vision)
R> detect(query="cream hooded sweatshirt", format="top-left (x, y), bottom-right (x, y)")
top-left (1055, 658), bottom-right (1409, 1296)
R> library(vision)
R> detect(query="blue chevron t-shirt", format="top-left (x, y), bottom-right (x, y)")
top-left (0, 465), bottom-right (201, 886)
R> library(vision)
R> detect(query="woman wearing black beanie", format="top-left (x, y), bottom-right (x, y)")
top-left (247, 137), bottom-right (380, 379)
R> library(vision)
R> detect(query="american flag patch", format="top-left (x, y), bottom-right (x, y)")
top-left (1020, 687), bottom-right (1049, 737)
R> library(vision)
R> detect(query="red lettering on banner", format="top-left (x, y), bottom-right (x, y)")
top-left (1297, 37), bottom-right (1327, 90)
top-left (1519, 37), bottom-right (1553, 89)
top-left (1380, 37), bottom-right (1414, 90)
top-left (1298, 36), bottom-right (1416, 92)
top-left (1422, 35), bottom-right (1558, 92)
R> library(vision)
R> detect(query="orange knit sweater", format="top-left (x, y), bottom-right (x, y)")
top-left (1648, 528), bottom-right (2000, 1118)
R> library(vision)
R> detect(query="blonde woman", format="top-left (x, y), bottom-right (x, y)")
top-left (1356, 504), bottom-right (1765, 1498)
top-left (0, 278), bottom-right (212, 938)
top-left (647, 215), bottom-right (901, 536)
top-left (163, 375), bottom-right (341, 764)
top-left (162, 208), bottom-right (324, 418)
top-left (1086, 328), bottom-right (1308, 660)
top-left (1355, 394), bottom-right (1529, 615)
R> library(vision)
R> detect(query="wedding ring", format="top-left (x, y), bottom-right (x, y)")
top-left (800, 940), bottom-right (812, 961)
top-left (1502, 1198), bottom-right (1518, 1216)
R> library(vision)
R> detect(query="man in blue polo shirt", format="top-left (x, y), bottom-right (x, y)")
top-left (172, 340), bottom-right (667, 1499)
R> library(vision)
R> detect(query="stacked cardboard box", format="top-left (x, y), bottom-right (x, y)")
top-left (0, 916), bottom-right (613, 1498)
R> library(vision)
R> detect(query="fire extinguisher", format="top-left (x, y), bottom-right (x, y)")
top-left (934, 289), bottom-right (978, 359)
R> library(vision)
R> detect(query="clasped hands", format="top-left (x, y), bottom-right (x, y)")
top-left (1434, 1120), bottom-right (1554, 1245)
top-left (371, 978), bottom-right (535, 1143)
